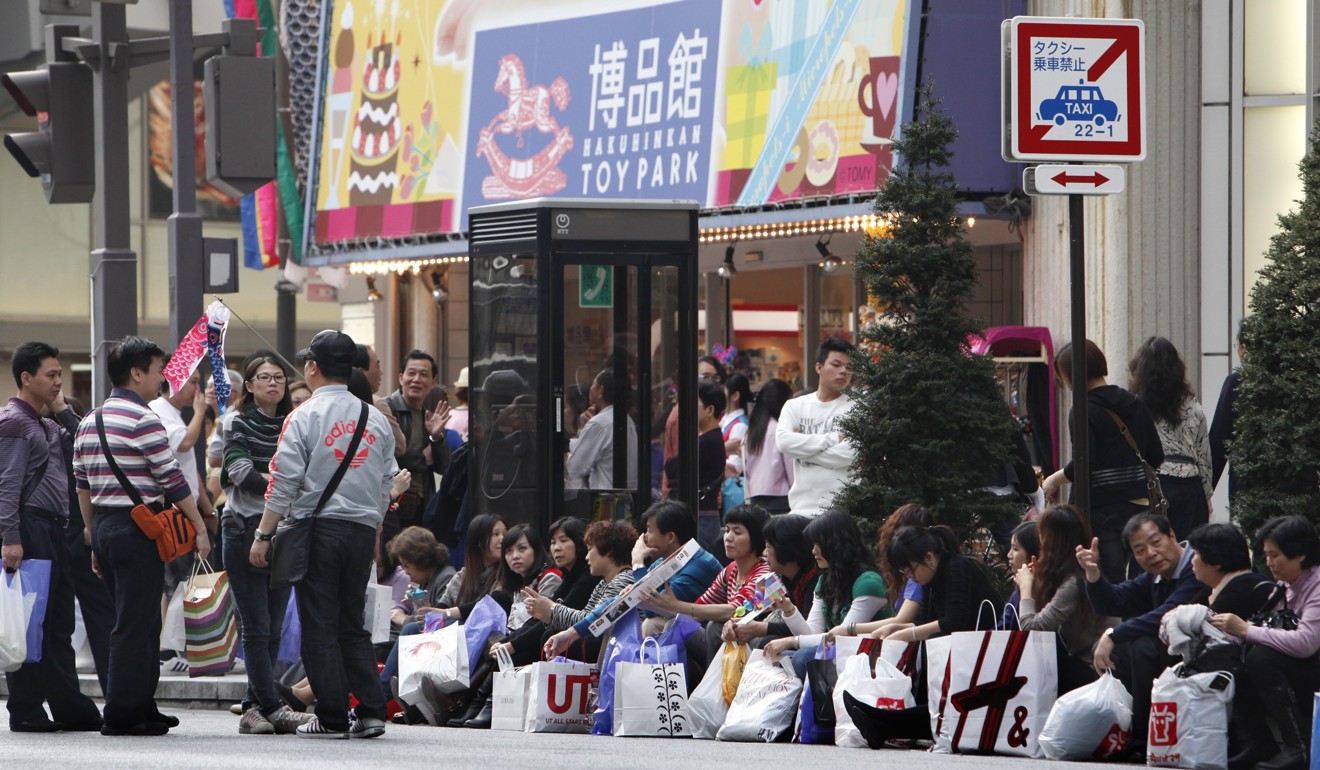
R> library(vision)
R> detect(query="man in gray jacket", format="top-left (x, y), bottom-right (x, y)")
top-left (249, 330), bottom-right (397, 739)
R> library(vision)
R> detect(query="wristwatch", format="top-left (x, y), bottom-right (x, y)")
top-left (253, 529), bottom-right (274, 542)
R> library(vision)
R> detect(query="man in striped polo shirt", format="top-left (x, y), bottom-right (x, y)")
top-left (1, 342), bottom-right (103, 733)
top-left (72, 336), bottom-right (211, 736)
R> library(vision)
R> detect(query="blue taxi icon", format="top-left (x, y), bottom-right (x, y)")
top-left (1038, 82), bottom-right (1120, 126)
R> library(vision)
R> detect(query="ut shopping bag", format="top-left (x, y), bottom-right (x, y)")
top-left (277, 590), bottom-right (300, 665)
top-left (591, 610), bottom-right (697, 736)
top-left (524, 657), bottom-right (599, 733)
top-left (18, 559), bottom-right (51, 663)
top-left (833, 648), bottom-right (915, 748)
top-left (613, 637), bottom-right (691, 737)
top-left (1039, 671), bottom-right (1133, 761)
top-left (183, 562), bottom-right (239, 677)
top-left (0, 571), bottom-right (30, 671)
top-left (797, 640), bottom-right (838, 745)
top-left (717, 650), bottom-right (803, 743)
top-left (1147, 665), bottom-right (1235, 768)
top-left (689, 642), bottom-right (744, 739)
top-left (398, 622), bottom-right (469, 703)
top-left (944, 629), bottom-right (1057, 757)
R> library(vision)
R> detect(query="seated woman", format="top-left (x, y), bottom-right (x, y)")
top-left (844, 525), bottom-right (1004, 747)
top-left (827, 504), bottom-right (930, 641)
top-left (1012, 505), bottom-right (1109, 693)
top-left (641, 504), bottom-right (771, 664)
top-left (721, 514), bottom-right (818, 647)
top-left (539, 520), bottom-right (639, 660)
top-left (381, 514), bottom-right (505, 713)
top-left (1209, 516), bottom-right (1320, 770)
top-left (1001, 520), bottom-right (1040, 629)
top-left (1187, 522), bottom-right (1274, 618)
top-left (387, 527), bottom-right (457, 638)
top-left (762, 510), bottom-right (889, 676)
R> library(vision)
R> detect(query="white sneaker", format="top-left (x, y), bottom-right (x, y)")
top-left (295, 717), bottom-right (349, 739)
top-left (238, 708), bottom-right (275, 735)
top-left (159, 656), bottom-right (189, 676)
top-left (229, 703), bottom-right (243, 716)
top-left (268, 705), bottom-right (315, 735)
top-left (348, 716), bottom-right (386, 739)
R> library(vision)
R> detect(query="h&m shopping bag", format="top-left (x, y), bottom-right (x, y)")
top-left (1039, 671), bottom-right (1133, 761)
top-left (717, 650), bottom-right (803, 743)
top-left (613, 637), bottom-right (691, 737)
top-left (944, 628), bottom-right (1058, 758)
top-left (1147, 665), bottom-right (1234, 768)
top-left (183, 561), bottom-right (239, 677)
top-left (834, 635), bottom-right (919, 677)
top-left (833, 647), bottom-right (915, 748)
top-left (925, 635), bottom-right (955, 753)
top-left (524, 657), bottom-right (599, 733)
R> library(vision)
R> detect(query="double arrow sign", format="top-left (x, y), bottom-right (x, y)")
top-left (1025, 164), bottom-right (1126, 196)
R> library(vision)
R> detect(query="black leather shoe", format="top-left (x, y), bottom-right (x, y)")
top-left (464, 698), bottom-right (493, 729)
top-left (10, 717), bottom-right (64, 733)
top-left (100, 721), bottom-right (169, 736)
top-left (152, 713), bottom-right (180, 728)
top-left (446, 697), bottom-right (482, 727)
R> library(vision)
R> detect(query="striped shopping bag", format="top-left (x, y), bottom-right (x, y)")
top-left (183, 561), bottom-right (239, 677)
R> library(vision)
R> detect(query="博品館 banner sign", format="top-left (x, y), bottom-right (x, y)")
top-left (308, 0), bottom-right (913, 252)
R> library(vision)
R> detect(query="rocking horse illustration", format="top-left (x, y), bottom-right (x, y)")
top-left (476, 53), bottom-right (574, 199)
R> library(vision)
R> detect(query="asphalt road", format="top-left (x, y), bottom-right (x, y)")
top-left (2, 704), bottom-right (1128, 769)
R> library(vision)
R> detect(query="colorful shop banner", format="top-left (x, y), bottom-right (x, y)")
top-left (307, 0), bottom-right (912, 253)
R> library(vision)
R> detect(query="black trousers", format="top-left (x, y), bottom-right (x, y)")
top-left (90, 508), bottom-right (166, 729)
top-left (62, 513), bottom-right (113, 694)
top-left (297, 518), bottom-right (387, 730)
top-left (5, 512), bottom-right (101, 726)
top-left (1111, 634), bottom-right (1176, 747)
top-left (1159, 475), bottom-right (1209, 542)
top-left (1091, 501), bottom-right (1144, 583)
top-left (1240, 644), bottom-right (1320, 743)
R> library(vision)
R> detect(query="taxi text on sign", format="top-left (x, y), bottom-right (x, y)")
top-left (1002, 17), bottom-right (1146, 162)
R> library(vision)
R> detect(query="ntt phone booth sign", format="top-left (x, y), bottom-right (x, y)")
top-left (1003, 17), bottom-right (1145, 162)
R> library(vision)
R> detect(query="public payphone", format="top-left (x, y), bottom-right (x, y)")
top-left (467, 199), bottom-right (700, 533)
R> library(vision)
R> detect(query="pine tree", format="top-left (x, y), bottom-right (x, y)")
top-left (1230, 117), bottom-right (1320, 535)
top-left (836, 82), bottom-right (1018, 539)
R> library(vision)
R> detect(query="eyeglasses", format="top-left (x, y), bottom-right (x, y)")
top-left (252, 374), bottom-right (286, 384)
top-left (697, 372), bottom-right (716, 381)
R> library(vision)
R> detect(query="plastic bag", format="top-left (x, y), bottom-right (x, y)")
top-left (717, 650), bottom-right (803, 742)
top-left (721, 640), bottom-right (748, 704)
top-left (690, 642), bottom-right (740, 739)
top-left (462, 595), bottom-right (508, 673)
top-left (0, 571), bottom-right (30, 672)
top-left (1039, 671), bottom-right (1133, 761)
top-left (18, 559), bottom-right (51, 663)
top-left (277, 589), bottom-right (300, 665)
top-left (1147, 665), bottom-right (1235, 768)
top-left (832, 651), bottom-right (915, 748)
top-left (161, 581), bottom-right (187, 653)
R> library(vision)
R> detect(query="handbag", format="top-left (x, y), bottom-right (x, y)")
top-left (182, 559), bottom-right (239, 677)
top-left (1102, 408), bottom-right (1169, 516)
top-left (270, 402), bottom-right (368, 586)
top-left (96, 409), bottom-right (195, 562)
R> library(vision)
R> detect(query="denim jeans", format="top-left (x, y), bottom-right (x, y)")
top-left (5, 511), bottom-right (101, 727)
top-left (91, 508), bottom-right (166, 729)
top-left (380, 620), bottom-right (422, 704)
top-left (223, 523), bottom-right (291, 717)
top-left (296, 518), bottom-right (386, 730)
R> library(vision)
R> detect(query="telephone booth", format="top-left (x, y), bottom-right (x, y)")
top-left (971, 325), bottom-right (1059, 475)
top-left (466, 199), bottom-right (701, 533)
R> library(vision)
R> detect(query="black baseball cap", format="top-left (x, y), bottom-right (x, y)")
top-left (298, 330), bottom-right (356, 376)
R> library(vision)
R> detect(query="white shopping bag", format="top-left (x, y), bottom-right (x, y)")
top-left (523, 658), bottom-right (598, 733)
top-left (944, 629), bottom-right (1058, 758)
top-left (613, 638), bottom-right (691, 737)
top-left (362, 584), bottom-right (392, 644)
top-left (1147, 665), bottom-right (1235, 768)
top-left (833, 651), bottom-right (915, 748)
top-left (717, 650), bottom-right (803, 743)
top-left (161, 581), bottom-right (187, 653)
top-left (834, 636), bottom-right (920, 678)
top-left (924, 636), bottom-right (955, 754)
top-left (0, 572), bottom-right (30, 672)
top-left (397, 622), bottom-right (469, 709)
top-left (689, 642), bottom-right (739, 739)
top-left (491, 667), bottom-right (532, 731)
top-left (1039, 671), bottom-right (1133, 761)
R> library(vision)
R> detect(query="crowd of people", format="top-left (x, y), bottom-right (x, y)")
top-left (4, 324), bottom-right (1314, 768)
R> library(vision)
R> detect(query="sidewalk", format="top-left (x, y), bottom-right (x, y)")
top-left (0, 671), bottom-right (246, 711)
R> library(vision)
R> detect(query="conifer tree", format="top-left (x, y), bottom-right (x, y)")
top-left (836, 83), bottom-right (1017, 539)
top-left (1230, 118), bottom-right (1320, 534)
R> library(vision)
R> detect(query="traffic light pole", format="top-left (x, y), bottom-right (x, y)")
top-left (167, 0), bottom-right (204, 350)
top-left (89, 6), bottom-right (137, 404)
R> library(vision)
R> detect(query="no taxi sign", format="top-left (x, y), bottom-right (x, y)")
top-left (1002, 17), bottom-right (1146, 163)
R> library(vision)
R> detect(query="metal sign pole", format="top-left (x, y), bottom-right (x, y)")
top-left (167, 0), bottom-right (204, 350)
top-left (1068, 191), bottom-right (1090, 515)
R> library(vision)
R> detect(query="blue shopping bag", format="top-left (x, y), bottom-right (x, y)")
top-left (18, 559), bottom-right (51, 663)
top-left (277, 589), bottom-right (300, 665)
top-left (592, 610), bottom-right (699, 735)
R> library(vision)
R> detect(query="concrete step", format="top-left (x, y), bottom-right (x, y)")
top-left (0, 672), bottom-right (247, 711)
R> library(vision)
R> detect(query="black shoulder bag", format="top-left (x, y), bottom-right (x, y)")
top-left (270, 402), bottom-right (369, 586)
top-left (1102, 408), bottom-right (1169, 516)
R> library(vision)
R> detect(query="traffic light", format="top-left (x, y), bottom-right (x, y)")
top-left (2, 60), bottom-right (95, 203)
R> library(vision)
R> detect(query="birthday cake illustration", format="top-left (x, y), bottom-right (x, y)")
top-left (348, 32), bottom-right (402, 206)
